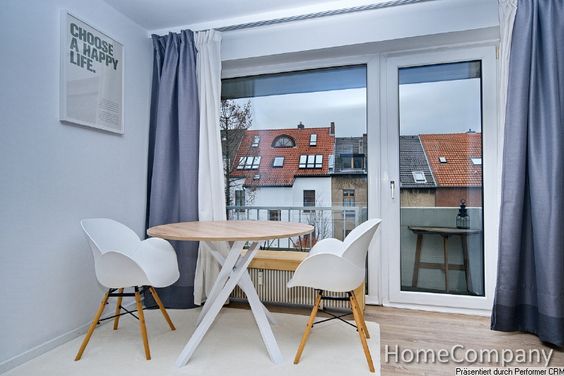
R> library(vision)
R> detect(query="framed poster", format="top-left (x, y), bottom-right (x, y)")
top-left (60, 11), bottom-right (124, 134)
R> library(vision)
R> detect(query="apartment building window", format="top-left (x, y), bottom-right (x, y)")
top-left (268, 210), bottom-right (281, 221)
top-left (303, 190), bottom-right (316, 212)
top-left (343, 189), bottom-right (355, 219)
top-left (341, 154), bottom-right (365, 170)
top-left (235, 190), bottom-right (245, 212)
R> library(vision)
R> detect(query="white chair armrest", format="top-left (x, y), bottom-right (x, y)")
top-left (133, 237), bottom-right (180, 288)
top-left (95, 251), bottom-right (150, 288)
top-left (287, 253), bottom-right (364, 293)
top-left (308, 238), bottom-right (344, 256)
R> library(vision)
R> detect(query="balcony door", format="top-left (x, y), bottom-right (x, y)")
top-left (380, 46), bottom-right (498, 312)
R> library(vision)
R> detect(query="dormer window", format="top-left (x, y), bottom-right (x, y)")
top-left (251, 136), bottom-right (260, 147)
top-left (272, 135), bottom-right (296, 148)
top-left (309, 134), bottom-right (317, 146)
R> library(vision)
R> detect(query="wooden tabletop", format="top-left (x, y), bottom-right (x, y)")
top-left (147, 220), bottom-right (314, 241)
top-left (408, 226), bottom-right (482, 235)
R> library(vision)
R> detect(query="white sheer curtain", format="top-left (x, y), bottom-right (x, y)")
top-left (193, 30), bottom-right (226, 305)
top-left (497, 0), bottom-right (517, 193)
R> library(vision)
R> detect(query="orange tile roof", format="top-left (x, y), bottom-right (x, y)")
top-left (231, 127), bottom-right (335, 187)
top-left (419, 133), bottom-right (482, 187)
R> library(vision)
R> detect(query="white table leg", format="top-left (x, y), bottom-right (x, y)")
top-left (244, 278), bottom-right (285, 364)
top-left (195, 241), bottom-right (243, 325)
top-left (176, 242), bottom-right (283, 367)
top-left (197, 244), bottom-right (276, 326)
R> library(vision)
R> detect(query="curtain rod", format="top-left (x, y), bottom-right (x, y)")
top-left (214, 0), bottom-right (436, 32)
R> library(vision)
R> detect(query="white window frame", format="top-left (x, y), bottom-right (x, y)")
top-left (251, 135), bottom-right (260, 147)
top-left (221, 34), bottom-right (499, 314)
top-left (411, 171), bottom-right (427, 183)
top-left (310, 133), bottom-right (317, 146)
top-left (273, 156), bottom-right (284, 167)
top-left (299, 154), bottom-right (323, 168)
top-left (238, 156), bottom-right (261, 170)
top-left (380, 45), bottom-right (499, 313)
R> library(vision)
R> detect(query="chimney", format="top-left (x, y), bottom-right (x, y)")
top-left (297, 121), bottom-right (305, 129)
top-left (330, 121), bottom-right (335, 135)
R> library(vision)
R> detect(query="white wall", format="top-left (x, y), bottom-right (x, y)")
top-left (219, 0), bottom-right (498, 61)
top-left (0, 0), bottom-right (152, 371)
top-left (250, 177), bottom-right (332, 208)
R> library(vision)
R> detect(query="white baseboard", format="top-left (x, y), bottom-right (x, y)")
top-left (381, 301), bottom-right (492, 317)
top-left (0, 301), bottom-right (138, 374)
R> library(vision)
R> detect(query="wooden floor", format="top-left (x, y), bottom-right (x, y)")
top-left (227, 302), bottom-right (563, 375)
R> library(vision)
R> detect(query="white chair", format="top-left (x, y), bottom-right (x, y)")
top-left (287, 218), bottom-right (382, 373)
top-left (75, 218), bottom-right (180, 361)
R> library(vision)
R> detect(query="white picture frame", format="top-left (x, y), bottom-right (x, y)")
top-left (60, 11), bottom-right (124, 134)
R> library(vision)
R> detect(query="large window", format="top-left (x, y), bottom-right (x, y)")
top-left (221, 65), bottom-right (367, 248)
top-left (398, 61), bottom-right (484, 296)
top-left (303, 190), bottom-right (316, 208)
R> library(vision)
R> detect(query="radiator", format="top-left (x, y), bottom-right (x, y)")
top-left (231, 268), bottom-right (350, 310)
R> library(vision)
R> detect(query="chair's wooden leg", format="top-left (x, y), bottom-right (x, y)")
top-left (349, 292), bottom-right (375, 373)
top-left (351, 290), bottom-right (370, 339)
top-left (294, 290), bottom-right (322, 364)
top-left (75, 290), bottom-right (110, 361)
top-left (134, 287), bottom-right (151, 360)
top-left (113, 288), bottom-right (124, 330)
top-left (149, 286), bottom-right (175, 330)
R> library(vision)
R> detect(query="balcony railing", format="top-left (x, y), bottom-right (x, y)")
top-left (226, 205), bottom-right (367, 251)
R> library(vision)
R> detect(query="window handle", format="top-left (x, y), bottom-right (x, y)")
top-left (390, 180), bottom-right (396, 199)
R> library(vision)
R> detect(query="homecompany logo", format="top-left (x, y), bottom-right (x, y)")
top-left (384, 345), bottom-right (554, 367)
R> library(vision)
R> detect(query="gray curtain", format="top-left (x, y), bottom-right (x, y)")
top-left (492, 0), bottom-right (564, 346)
top-left (145, 30), bottom-right (199, 309)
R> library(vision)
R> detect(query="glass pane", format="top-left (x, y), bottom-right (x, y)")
top-left (221, 66), bottom-right (367, 254)
top-left (398, 61), bottom-right (484, 296)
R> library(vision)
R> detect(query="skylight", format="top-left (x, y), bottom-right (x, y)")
top-left (412, 171), bottom-right (427, 183)
top-left (273, 157), bottom-right (284, 167)
top-left (251, 136), bottom-right (260, 147)
top-left (237, 156), bottom-right (261, 170)
top-left (299, 154), bottom-right (323, 169)
top-left (471, 158), bottom-right (482, 165)
top-left (310, 134), bottom-right (317, 146)
top-left (439, 156), bottom-right (447, 163)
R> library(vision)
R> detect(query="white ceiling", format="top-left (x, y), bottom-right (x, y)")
top-left (103, 0), bottom-right (388, 33)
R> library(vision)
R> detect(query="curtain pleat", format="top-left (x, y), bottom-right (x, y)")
top-left (492, 0), bottom-right (564, 346)
top-left (145, 30), bottom-right (200, 309)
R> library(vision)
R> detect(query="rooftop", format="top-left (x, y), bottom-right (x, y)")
top-left (419, 132), bottom-right (482, 187)
top-left (399, 135), bottom-right (436, 188)
top-left (231, 126), bottom-right (335, 187)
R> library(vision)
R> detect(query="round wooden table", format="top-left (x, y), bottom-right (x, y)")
top-left (147, 220), bottom-right (314, 368)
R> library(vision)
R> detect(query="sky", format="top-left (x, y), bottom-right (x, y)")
top-left (231, 78), bottom-right (482, 138)
top-left (232, 88), bottom-right (366, 137)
